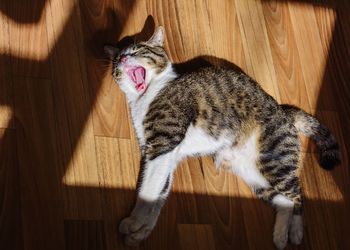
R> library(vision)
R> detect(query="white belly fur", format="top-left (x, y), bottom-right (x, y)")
top-left (175, 125), bottom-right (269, 189)
top-left (176, 125), bottom-right (230, 157)
top-left (218, 130), bottom-right (270, 189)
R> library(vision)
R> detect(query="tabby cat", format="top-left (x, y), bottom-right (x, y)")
top-left (104, 26), bottom-right (340, 249)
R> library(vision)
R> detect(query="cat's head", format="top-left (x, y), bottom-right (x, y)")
top-left (104, 26), bottom-right (172, 99)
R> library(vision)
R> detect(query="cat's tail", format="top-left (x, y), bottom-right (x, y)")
top-left (281, 104), bottom-right (341, 170)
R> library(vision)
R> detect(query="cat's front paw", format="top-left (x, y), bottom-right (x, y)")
top-left (119, 216), bottom-right (154, 246)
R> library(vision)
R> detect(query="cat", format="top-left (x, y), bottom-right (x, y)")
top-left (104, 26), bottom-right (340, 249)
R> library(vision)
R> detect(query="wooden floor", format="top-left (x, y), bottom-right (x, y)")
top-left (1, 0), bottom-right (350, 249)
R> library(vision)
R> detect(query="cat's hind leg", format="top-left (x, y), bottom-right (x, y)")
top-left (272, 194), bottom-right (294, 249)
top-left (285, 189), bottom-right (303, 245)
top-left (275, 189), bottom-right (303, 248)
top-left (258, 122), bottom-right (304, 248)
top-left (254, 187), bottom-right (292, 249)
top-left (274, 176), bottom-right (304, 246)
top-left (289, 213), bottom-right (303, 245)
top-left (255, 187), bottom-right (302, 249)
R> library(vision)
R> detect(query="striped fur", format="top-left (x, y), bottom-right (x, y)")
top-left (106, 27), bottom-right (341, 249)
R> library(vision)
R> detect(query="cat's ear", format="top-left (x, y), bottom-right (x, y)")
top-left (104, 45), bottom-right (119, 59)
top-left (148, 26), bottom-right (165, 46)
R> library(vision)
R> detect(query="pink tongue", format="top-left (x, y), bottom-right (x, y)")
top-left (134, 67), bottom-right (145, 91)
top-left (134, 67), bottom-right (145, 84)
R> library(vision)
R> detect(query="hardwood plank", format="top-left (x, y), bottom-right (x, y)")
top-left (299, 153), bottom-right (333, 250)
top-left (237, 179), bottom-right (274, 250)
top-left (235, 0), bottom-right (281, 101)
top-left (262, 0), bottom-right (311, 111)
top-left (178, 224), bottom-right (216, 250)
top-left (8, 0), bottom-right (51, 78)
top-left (307, 154), bottom-right (349, 250)
top-left (0, 76), bottom-right (14, 129)
top-left (91, 76), bottom-right (130, 138)
top-left (0, 2), bottom-right (14, 129)
top-left (95, 136), bottom-right (137, 250)
top-left (79, 0), bottom-right (132, 138)
top-left (288, 1), bottom-right (331, 110)
top-left (200, 157), bottom-right (249, 250)
top-left (0, 1), bottom-right (10, 55)
top-left (46, 0), bottom-right (102, 219)
top-left (173, 159), bottom-right (207, 225)
top-left (13, 76), bottom-right (65, 250)
top-left (64, 220), bottom-right (106, 250)
top-left (95, 136), bottom-right (137, 192)
top-left (203, 0), bottom-right (247, 71)
top-left (0, 129), bottom-right (23, 250)
top-left (312, 2), bottom-right (339, 112)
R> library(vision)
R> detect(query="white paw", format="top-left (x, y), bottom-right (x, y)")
top-left (119, 216), bottom-right (154, 246)
top-left (289, 215), bottom-right (303, 245)
top-left (273, 230), bottom-right (288, 250)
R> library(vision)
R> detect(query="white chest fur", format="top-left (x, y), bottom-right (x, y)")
top-left (128, 64), bottom-right (177, 147)
top-left (130, 101), bottom-right (148, 146)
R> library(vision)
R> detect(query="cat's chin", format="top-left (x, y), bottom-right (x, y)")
top-left (117, 78), bottom-right (148, 101)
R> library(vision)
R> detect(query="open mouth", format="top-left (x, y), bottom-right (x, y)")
top-left (126, 66), bottom-right (146, 92)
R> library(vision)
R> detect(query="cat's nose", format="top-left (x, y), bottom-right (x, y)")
top-left (120, 55), bottom-right (128, 63)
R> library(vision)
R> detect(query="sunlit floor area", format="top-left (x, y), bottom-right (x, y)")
top-left (1, 0), bottom-right (350, 249)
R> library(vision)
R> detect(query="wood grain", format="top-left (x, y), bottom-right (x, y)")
top-left (8, 0), bottom-right (51, 78)
top-left (288, 2), bottom-right (330, 110)
top-left (13, 76), bottom-right (65, 250)
top-left (95, 136), bottom-right (137, 249)
top-left (178, 224), bottom-right (216, 250)
top-left (262, 1), bottom-right (311, 111)
top-left (1, 0), bottom-right (349, 249)
top-left (64, 220), bottom-right (106, 250)
top-left (47, 0), bottom-right (102, 220)
top-left (0, 76), bottom-right (14, 129)
top-left (79, 0), bottom-right (132, 138)
top-left (0, 129), bottom-right (23, 250)
top-left (235, 0), bottom-right (281, 101)
top-left (200, 157), bottom-right (250, 250)
top-left (0, 3), bottom-right (14, 129)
